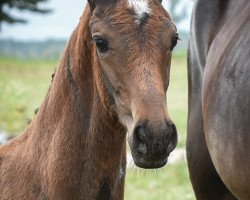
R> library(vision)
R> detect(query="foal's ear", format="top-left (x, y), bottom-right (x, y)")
top-left (87, 0), bottom-right (96, 11)
top-left (87, 0), bottom-right (117, 12)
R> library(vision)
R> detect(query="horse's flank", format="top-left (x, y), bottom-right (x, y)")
top-left (0, 5), bottom-right (126, 199)
top-left (187, 0), bottom-right (250, 199)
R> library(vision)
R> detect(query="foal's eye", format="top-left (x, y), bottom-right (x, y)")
top-left (171, 34), bottom-right (179, 51)
top-left (93, 36), bottom-right (109, 53)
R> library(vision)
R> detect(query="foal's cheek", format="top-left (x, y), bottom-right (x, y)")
top-left (100, 57), bottom-right (121, 82)
top-left (115, 97), bottom-right (133, 124)
top-left (161, 56), bottom-right (171, 90)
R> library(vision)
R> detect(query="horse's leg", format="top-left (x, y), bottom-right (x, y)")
top-left (187, 97), bottom-right (237, 200)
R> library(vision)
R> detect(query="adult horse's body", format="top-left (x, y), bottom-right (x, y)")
top-left (187, 0), bottom-right (250, 199)
top-left (0, 0), bottom-right (178, 199)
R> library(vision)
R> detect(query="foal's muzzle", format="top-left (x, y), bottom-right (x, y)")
top-left (129, 120), bottom-right (177, 169)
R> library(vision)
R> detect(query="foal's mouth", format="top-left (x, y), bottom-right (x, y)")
top-left (129, 141), bottom-right (174, 169)
top-left (133, 155), bottom-right (170, 169)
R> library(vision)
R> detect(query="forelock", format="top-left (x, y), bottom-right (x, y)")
top-left (128, 0), bottom-right (151, 24)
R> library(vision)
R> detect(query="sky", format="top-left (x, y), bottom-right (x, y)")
top-left (0, 0), bottom-right (193, 41)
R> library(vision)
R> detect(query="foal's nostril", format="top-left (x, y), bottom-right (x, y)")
top-left (136, 126), bottom-right (146, 142)
top-left (134, 124), bottom-right (148, 155)
top-left (137, 142), bottom-right (147, 155)
top-left (164, 122), bottom-right (178, 152)
top-left (169, 123), bottom-right (177, 141)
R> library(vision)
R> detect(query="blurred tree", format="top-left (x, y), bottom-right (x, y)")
top-left (168, 0), bottom-right (189, 24)
top-left (0, 0), bottom-right (51, 29)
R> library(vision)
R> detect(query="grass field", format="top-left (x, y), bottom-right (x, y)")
top-left (125, 162), bottom-right (194, 200)
top-left (0, 51), bottom-right (195, 200)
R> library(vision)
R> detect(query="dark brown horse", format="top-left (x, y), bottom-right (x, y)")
top-left (0, 0), bottom-right (178, 199)
top-left (187, 0), bottom-right (250, 199)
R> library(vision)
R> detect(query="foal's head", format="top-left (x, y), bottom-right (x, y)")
top-left (88, 0), bottom-right (178, 168)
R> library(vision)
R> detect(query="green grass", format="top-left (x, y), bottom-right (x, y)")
top-left (0, 57), bottom-right (57, 134)
top-left (125, 162), bottom-right (194, 200)
top-left (168, 51), bottom-right (188, 147)
top-left (0, 51), bottom-right (194, 200)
